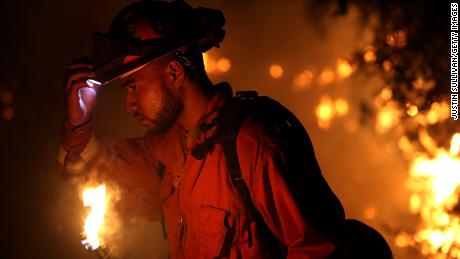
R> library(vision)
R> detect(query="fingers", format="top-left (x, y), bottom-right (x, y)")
top-left (65, 57), bottom-right (95, 92)
top-left (67, 78), bottom-right (91, 97)
top-left (64, 57), bottom-right (100, 126)
top-left (67, 78), bottom-right (101, 98)
top-left (65, 69), bottom-right (96, 93)
top-left (65, 78), bottom-right (99, 125)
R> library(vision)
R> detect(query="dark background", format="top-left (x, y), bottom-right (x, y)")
top-left (0, 0), bottom-right (451, 258)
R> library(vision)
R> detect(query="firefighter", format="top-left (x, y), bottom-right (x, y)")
top-left (58, 1), bottom-right (347, 258)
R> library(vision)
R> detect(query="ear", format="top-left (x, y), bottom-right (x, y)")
top-left (166, 60), bottom-right (186, 90)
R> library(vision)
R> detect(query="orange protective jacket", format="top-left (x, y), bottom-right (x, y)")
top-left (58, 83), bottom-right (345, 259)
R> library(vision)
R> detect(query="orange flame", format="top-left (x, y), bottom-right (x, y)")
top-left (395, 130), bottom-right (460, 257)
top-left (81, 185), bottom-right (108, 251)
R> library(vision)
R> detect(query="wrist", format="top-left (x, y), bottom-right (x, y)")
top-left (63, 117), bottom-right (92, 132)
top-left (61, 119), bottom-right (94, 154)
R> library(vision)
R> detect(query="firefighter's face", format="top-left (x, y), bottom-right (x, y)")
top-left (121, 61), bottom-right (183, 134)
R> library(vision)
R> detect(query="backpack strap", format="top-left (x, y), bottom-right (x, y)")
top-left (218, 91), bottom-right (285, 256)
top-left (218, 91), bottom-right (259, 247)
top-left (221, 135), bottom-right (257, 247)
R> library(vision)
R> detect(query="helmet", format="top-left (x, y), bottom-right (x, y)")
top-left (92, 0), bottom-right (225, 84)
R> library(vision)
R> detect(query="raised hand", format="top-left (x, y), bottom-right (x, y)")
top-left (64, 57), bottom-right (101, 127)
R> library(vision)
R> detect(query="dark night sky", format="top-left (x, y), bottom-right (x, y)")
top-left (0, 0), bottom-right (451, 258)
top-left (0, 1), bottom-right (145, 258)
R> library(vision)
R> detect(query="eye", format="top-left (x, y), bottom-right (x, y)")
top-left (126, 84), bottom-right (139, 91)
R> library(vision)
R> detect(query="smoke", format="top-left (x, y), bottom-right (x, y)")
top-left (107, 218), bottom-right (168, 259)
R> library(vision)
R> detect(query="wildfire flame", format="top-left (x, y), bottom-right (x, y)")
top-left (309, 52), bottom-right (459, 257)
top-left (81, 185), bottom-right (108, 251)
top-left (398, 133), bottom-right (460, 258)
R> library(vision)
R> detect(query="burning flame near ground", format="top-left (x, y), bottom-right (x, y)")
top-left (365, 81), bottom-right (459, 258)
top-left (305, 45), bottom-right (458, 258)
top-left (396, 133), bottom-right (460, 258)
top-left (361, 80), bottom-right (458, 258)
top-left (81, 184), bottom-right (108, 251)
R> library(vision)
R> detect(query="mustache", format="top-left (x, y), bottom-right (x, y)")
top-left (133, 112), bottom-right (144, 118)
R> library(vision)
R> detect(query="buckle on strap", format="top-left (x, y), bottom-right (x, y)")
top-left (229, 168), bottom-right (243, 183)
top-left (231, 176), bottom-right (244, 183)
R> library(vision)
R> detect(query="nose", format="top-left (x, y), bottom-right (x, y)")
top-left (125, 92), bottom-right (138, 113)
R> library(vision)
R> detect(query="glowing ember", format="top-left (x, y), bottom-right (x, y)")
top-left (406, 104), bottom-right (418, 117)
top-left (334, 98), bottom-right (349, 116)
top-left (398, 136), bottom-right (414, 155)
top-left (412, 77), bottom-right (436, 91)
top-left (451, 133), bottom-right (460, 156)
top-left (217, 58), bottom-right (231, 73)
top-left (425, 102), bottom-right (451, 125)
top-left (203, 53), bottom-right (231, 74)
top-left (363, 206), bottom-right (377, 220)
top-left (318, 68), bottom-right (334, 86)
top-left (385, 30), bottom-right (407, 48)
top-left (81, 185), bottom-right (108, 251)
top-left (382, 60), bottom-right (392, 72)
top-left (375, 102), bottom-right (400, 134)
top-left (315, 96), bottom-right (334, 129)
top-left (410, 194), bottom-right (422, 213)
top-left (363, 47), bottom-right (377, 63)
top-left (380, 87), bottom-right (393, 101)
top-left (314, 96), bottom-right (350, 129)
top-left (269, 64), bottom-right (283, 79)
top-left (336, 58), bottom-right (353, 79)
top-left (395, 232), bottom-right (413, 248)
top-left (292, 69), bottom-right (313, 91)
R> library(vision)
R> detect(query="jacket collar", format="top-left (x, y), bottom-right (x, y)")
top-left (186, 82), bottom-right (233, 156)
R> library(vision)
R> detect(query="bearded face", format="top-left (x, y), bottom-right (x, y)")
top-left (121, 62), bottom-right (183, 135)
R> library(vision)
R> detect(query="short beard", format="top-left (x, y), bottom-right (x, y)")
top-left (148, 84), bottom-right (183, 135)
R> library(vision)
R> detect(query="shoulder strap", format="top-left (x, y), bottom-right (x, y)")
top-left (218, 91), bottom-right (285, 255)
top-left (219, 92), bottom-right (259, 213)
top-left (221, 135), bottom-right (257, 247)
top-left (218, 91), bottom-right (259, 247)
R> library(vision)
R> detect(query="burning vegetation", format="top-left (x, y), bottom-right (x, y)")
top-left (304, 0), bottom-right (459, 258)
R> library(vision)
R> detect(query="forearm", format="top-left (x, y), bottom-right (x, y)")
top-left (57, 126), bottom-right (163, 220)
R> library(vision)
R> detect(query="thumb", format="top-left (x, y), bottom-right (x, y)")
top-left (78, 87), bottom-right (98, 116)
